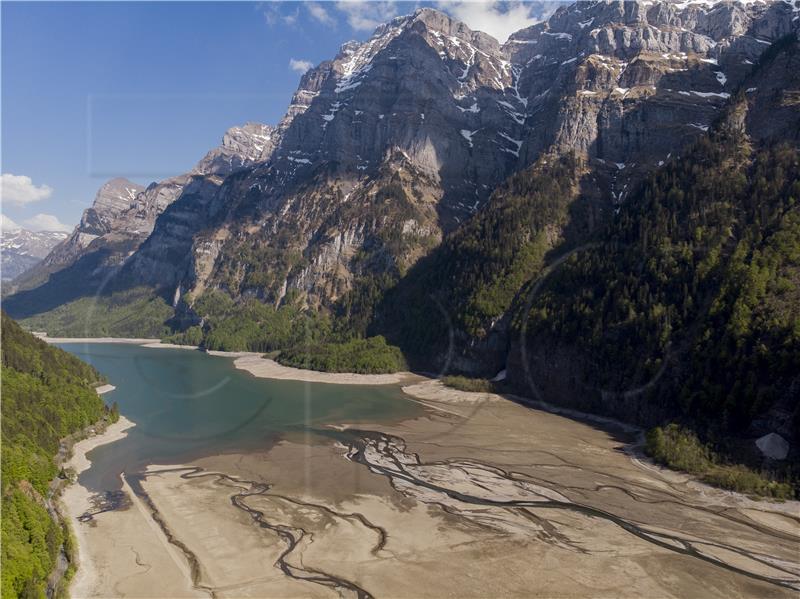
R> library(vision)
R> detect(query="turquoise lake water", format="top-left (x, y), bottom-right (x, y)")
top-left (58, 343), bottom-right (420, 491)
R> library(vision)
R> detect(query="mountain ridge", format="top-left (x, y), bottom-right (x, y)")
top-left (5, 0), bottom-right (799, 463)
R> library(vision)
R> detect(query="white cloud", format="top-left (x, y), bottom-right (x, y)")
top-left (283, 7), bottom-right (300, 25)
top-left (1, 214), bottom-right (21, 232)
top-left (306, 2), bottom-right (336, 26)
top-left (436, 1), bottom-right (551, 42)
top-left (335, 1), bottom-right (399, 31)
top-left (23, 213), bottom-right (72, 233)
top-left (289, 58), bottom-right (314, 73)
top-left (0, 173), bottom-right (54, 206)
top-left (262, 3), bottom-right (299, 27)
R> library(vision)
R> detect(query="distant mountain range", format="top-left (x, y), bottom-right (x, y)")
top-left (5, 1), bottom-right (799, 458)
top-left (1, 228), bottom-right (68, 281)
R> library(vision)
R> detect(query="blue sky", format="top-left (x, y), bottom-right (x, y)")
top-left (1, 1), bottom-right (556, 232)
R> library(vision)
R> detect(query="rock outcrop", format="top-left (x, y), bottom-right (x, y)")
top-left (127, 1), bottom-right (797, 314)
top-left (8, 0), bottom-right (799, 325)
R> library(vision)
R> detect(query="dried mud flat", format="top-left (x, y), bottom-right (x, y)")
top-left (69, 381), bottom-right (800, 598)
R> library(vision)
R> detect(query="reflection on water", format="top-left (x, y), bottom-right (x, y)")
top-left (58, 343), bottom-right (420, 491)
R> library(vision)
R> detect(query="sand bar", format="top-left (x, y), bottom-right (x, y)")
top-left (38, 336), bottom-right (419, 385)
top-left (133, 404), bottom-right (800, 599)
top-left (141, 342), bottom-right (200, 350)
top-left (36, 335), bottom-right (161, 344)
top-left (60, 414), bottom-right (204, 598)
top-left (230, 353), bottom-right (419, 385)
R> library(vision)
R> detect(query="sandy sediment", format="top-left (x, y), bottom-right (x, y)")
top-left (230, 353), bottom-right (418, 386)
top-left (36, 335), bottom-right (162, 344)
top-left (56, 356), bottom-right (800, 598)
top-left (60, 416), bottom-right (204, 598)
top-left (124, 386), bottom-right (799, 599)
top-left (141, 342), bottom-right (200, 350)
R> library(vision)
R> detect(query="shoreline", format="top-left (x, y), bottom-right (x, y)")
top-left (48, 333), bottom-right (800, 511)
top-left (51, 365), bottom-right (799, 596)
top-left (36, 334), bottom-right (162, 344)
top-left (126, 390), bottom-right (800, 598)
top-left (46, 335), bottom-right (795, 506)
top-left (58, 415), bottom-right (135, 598)
top-left (231, 353), bottom-right (419, 386)
top-left (43, 336), bottom-right (421, 385)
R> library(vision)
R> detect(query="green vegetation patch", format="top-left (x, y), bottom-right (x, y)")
top-left (166, 290), bottom-right (330, 352)
top-left (19, 287), bottom-right (173, 338)
top-left (276, 336), bottom-right (407, 374)
top-left (1, 312), bottom-right (113, 599)
top-left (645, 424), bottom-right (793, 499)
top-left (441, 375), bottom-right (496, 393)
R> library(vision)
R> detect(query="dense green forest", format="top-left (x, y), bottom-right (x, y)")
top-left (275, 336), bottom-right (407, 374)
top-left (522, 130), bottom-right (799, 428)
top-left (516, 126), bottom-right (799, 488)
top-left (1, 312), bottom-right (110, 599)
top-left (163, 290), bottom-right (408, 374)
top-left (164, 290), bottom-right (328, 352)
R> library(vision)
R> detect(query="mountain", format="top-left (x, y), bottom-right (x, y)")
top-left (4, 122), bottom-right (278, 313)
top-left (6, 1), bottom-right (799, 457)
top-left (1, 312), bottom-right (109, 599)
top-left (103, 1), bottom-right (792, 318)
top-left (1, 228), bottom-right (68, 281)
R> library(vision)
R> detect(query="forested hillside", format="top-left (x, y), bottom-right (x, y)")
top-left (1, 312), bottom-right (109, 599)
top-left (514, 126), bottom-right (800, 472)
top-left (372, 153), bottom-right (585, 373)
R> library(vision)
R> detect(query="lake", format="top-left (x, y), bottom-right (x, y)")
top-left (58, 343), bottom-right (421, 491)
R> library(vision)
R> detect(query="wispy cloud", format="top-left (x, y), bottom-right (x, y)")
top-left (0, 173), bottom-right (54, 206)
top-left (306, 2), bottom-right (336, 26)
top-left (289, 58), bottom-right (314, 73)
top-left (23, 213), bottom-right (72, 233)
top-left (262, 2), bottom-right (299, 27)
top-left (436, 1), bottom-right (552, 42)
top-left (1, 214), bottom-right (21, 232)
top-left (335, 1), bottom-right (399, 31)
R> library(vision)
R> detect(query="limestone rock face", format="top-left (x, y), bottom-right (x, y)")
top-left (130, 1), bottom-right (796, 312)
top-left (7, 1), bottom-right (799, 323)
top-left (4, 122), bottom-right (276, 307)
top-left (193, 123), bottom-right (278, 176)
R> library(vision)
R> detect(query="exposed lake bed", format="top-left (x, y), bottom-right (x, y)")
top-left (56, 343), bottom-right (800, 598)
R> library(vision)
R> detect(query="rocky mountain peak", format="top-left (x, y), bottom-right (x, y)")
top-left (193, 122), bottom-right (277, 176)
top-left (80, 178), bottom-right (145, 234)
top-left (8, 0), bottom-right (800, 339)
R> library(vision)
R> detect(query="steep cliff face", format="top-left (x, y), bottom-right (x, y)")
top-left (123, 8), bottom-right (530, 312)
top-left (193, 122), bottom-right (277, 176)
top-left (504, 0), bottom-right (796, 199)
top-left (4, 122), bottom-right (278, 314)
top-left (7, 1), bottom-right (798, 336)
top-left (110, 2), bottom-right (798, 322)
